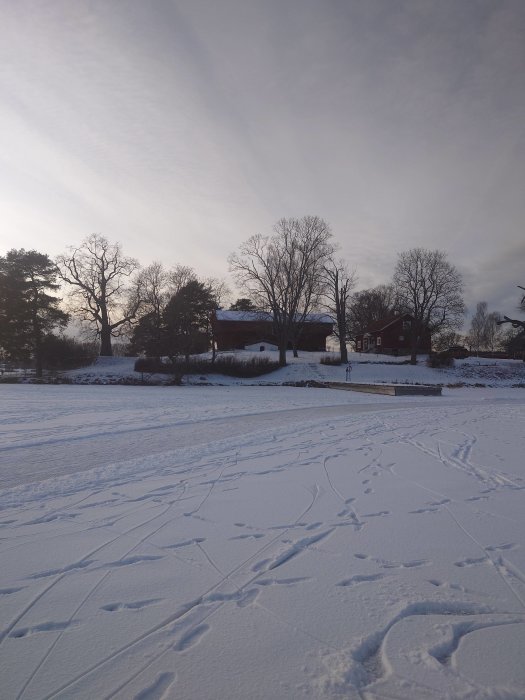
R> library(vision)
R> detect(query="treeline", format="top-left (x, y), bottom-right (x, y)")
top-left (1, 217), bottom-right (524, 374)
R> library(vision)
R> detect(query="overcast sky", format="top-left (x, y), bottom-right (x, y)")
top-left (1, 0), bottom-right (524, 316)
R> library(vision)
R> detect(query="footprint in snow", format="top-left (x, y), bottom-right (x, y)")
top-left (134, 671), bottom-right (176, 700)
top-left (337, 574), bottom-right (385, 587)
top-left (454, 556), bottom-right (488, 567)
top-left (174, 624), bottom-right (209, 652)
top-left (485, 542), bottom-right (518, 552)
top-left (101, 598), bottom-right (162, 612)
top-left (10, 620), bottom-right (76, 638)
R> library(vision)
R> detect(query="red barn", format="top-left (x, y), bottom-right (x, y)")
top-left (211, 310), bottom-right (333, 351)
top-left (354, 314), bottom-right (431, 356)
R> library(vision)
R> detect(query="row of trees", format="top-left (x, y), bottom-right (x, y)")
top-left (0, 237), bottom-right (229, 374)
top-left (1, 220), bottom-right (523, 373)
top-left (231, 222), bottom-right (466, 365)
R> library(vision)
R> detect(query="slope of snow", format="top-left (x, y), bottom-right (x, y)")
top-left (0, 381), bottom-right (524, 699)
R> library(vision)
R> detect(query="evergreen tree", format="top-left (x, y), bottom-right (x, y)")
top-left (163, 280), bottom-right (216, 361)
top-left (0, 250), bottom-right (69, 375)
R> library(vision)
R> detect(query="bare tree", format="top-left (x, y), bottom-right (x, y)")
top-left (485, 311), bottom-right (503, 351)
top-left (393, 248), bottom-right (465, 364)
top-left (468, 302), bottom-right (503, 352)
top-left (468, 302), bottom-right (489, 352)
top-left (323, 258), bottom-right (356, 363)
top-left (229, 216), bottom-right (333, 366)
top-left (432, 330), bottom-right (465, 353)
top-left (498, 285), bottom-right (525, 332)
top-left (347, 285), bottom-right (397, 340)
top-left (57, 234), bottom-right (142, 356)
top-left (167, 265), bottom-right (197, 297)
top-left (204, 277), bottom-right (231, 310)
top-left (130, 262), bottom-right (169, 359)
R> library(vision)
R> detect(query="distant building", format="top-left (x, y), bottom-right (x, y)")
top-left (211, 310), bottom-right (333, 351)
top-left (354, 314), bottom-right (431, 355)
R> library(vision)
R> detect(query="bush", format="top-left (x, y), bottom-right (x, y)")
top-left (320, 354), bottom-right (342, 366)
top-left (427, 352), bottom-right (454, 368)
top-left (135, 356), bottom-right (280, 378)
top-left (40, 335), bottom-right (98, 370)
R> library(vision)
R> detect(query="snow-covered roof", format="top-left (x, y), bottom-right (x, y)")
top-left (363, 314), bottom-right (411, 334)
top-left (215, 310), bottom-right (333, 324)
top-left (215, 310), bottom-right (272, 322)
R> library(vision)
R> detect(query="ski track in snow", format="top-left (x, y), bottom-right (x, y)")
top-left (0, 386), bottom-right (524, 699)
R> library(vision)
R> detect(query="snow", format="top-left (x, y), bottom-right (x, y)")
top-left (64, 351), bottom-right (525, 387)
top-left (213, 310), bottom-right (333, 323)
top-left (1, 357), bottom-right (524, 699)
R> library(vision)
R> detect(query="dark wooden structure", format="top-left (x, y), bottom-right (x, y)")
top-left (354, 314), bottom-right (431, 356)
top-left (212, 310), bottom-right (333, 351)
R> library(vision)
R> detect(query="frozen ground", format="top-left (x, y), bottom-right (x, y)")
top-left (1, 363), bottom-right (524, 699)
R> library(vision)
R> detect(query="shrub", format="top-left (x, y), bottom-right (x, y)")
top-left (40, 335), bottom-right (98, 370)
top-left (427, 352), bottom-right (454, 368)
top-left (320, 354), bottom-right (342, 366)
top-left (135, 356), bottom-right (280, 378)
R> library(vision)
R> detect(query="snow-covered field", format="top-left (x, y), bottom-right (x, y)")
top-left (1, 360), bottom-right (524, 699)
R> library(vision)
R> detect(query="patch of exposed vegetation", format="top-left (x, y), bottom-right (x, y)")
top-left (135, 356), bottom-right (280, 378)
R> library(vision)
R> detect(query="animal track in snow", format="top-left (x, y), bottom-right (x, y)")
top-left (362, 511), bottom-right (390, 518)
top-left (229, 533), bottom-right (265, 540)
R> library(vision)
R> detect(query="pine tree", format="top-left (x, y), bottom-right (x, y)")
top-left (0, 250), bottom-right (69, 375)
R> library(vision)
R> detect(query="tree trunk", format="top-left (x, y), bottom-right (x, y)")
top-left (339, 337), bottom-right (348, 364)
top-left (100, 326), bottom-right (113, 356)
top-left (410, 332), bottom-right (418, 365)
top-left (278, 343), bottom-right (287, 367)
top-left (34, 347), bottom-right (43, 378)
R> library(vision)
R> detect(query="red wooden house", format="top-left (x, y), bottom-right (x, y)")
top-left (211, 310), bottom-right (333, 351)
top-left (354, 314), bottom-right (431, 356)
